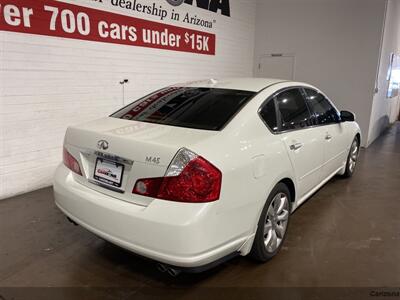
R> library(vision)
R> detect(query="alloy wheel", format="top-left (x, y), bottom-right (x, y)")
top-left (349, 140), bottom-right (359, 173)
top-left (263, 193), bottom-right (290, 253)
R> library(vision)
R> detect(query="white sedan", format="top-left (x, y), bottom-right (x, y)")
top-left (54, 78), bottom-right (361, 275)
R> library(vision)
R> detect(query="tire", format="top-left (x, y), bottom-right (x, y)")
top-left (342, 136), bottom-right (360, 178)
top-left (250, 183), bottom-right (291, 262)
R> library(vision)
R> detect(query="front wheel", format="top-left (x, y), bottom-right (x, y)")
top-left (343, 137), bottom-right (360, 178)
top-left (250, 183), bottom-right (291, 262)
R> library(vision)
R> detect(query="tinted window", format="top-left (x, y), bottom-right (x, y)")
top-left (305, 89), bottom-right (340, 125)
top-left (276, 89), bottom-right (313, 131)
top-left (259, 100), bottom-right (278, 132)
top-left (111, 87), bottom-right (255, 131)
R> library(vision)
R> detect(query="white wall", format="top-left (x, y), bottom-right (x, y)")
top-left (368, 0), bottom-right (400, 146)
top-left (0, 0), bottom-right (257, 199)
top-left (253, 0), bottom-right (387, 147)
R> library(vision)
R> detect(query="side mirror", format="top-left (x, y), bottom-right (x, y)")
top-left (340, 111), bottom-right (355, 122)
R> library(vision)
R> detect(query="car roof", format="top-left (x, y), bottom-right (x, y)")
top-left (170, 78), bottom-right (289, 93)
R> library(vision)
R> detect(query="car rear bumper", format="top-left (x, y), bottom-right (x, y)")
top-left (53, 164), bottom-right (246, 268)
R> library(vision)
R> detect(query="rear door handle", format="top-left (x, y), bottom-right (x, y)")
top-left (290, 143), bottom-right (303, 151)
top-left (325, 134), bottom-right (333, 141)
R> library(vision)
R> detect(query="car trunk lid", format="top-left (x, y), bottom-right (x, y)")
top-left (64, 117), bottom-right (218, 207)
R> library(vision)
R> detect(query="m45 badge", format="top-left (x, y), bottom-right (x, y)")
top-left (146, 156), bottom-right (161, 165)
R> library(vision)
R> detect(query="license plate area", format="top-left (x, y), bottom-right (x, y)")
top-left (94, 158), bottom-right (125, 188)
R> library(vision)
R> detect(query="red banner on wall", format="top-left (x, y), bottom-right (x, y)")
top-left (0, 0), bottom-right (216, 55)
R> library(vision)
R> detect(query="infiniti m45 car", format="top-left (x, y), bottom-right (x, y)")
top-left (54, 78), bottom-right (361, 273)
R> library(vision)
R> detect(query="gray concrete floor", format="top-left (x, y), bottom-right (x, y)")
top-left (0, 124), bottom-right (399, 297)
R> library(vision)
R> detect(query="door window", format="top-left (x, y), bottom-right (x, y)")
top-left (259, 99), bottom-right (278, 132)
top-left (276, 89), bottom-right (313, 131)
top-left (304, 89), bottom-right (340, 125)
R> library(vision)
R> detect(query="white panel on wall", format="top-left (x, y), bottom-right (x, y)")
top-left (257, 55), bottom-right (295, 80)
top-left (0, 0), bottom-right (257, 199)
top-left (367, 0), bottom-right (400, 146)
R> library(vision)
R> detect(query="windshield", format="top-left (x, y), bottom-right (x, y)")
top-left (111, 87), bottom-right (256, 131)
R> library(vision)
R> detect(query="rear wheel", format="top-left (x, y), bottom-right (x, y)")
top-left (250, 183), bottom-right (291, 262)
top-left (343, 137), bottom-right (360, 178)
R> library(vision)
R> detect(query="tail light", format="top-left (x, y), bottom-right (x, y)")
top-left (133, 148), bottom-right (222, 203)
top-left (63, 147), bottom-right (82, 176)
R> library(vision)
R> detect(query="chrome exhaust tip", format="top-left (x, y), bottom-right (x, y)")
top-left (157, 263), bottom-right (168, 273)
top-left (167, 267), bottom-right (181, 277)
top-left (157, 263), bottom-right (181, 277)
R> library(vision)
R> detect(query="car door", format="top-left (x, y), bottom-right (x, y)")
top-left (304, 88), bottom-right (348, 179)
top-left (274, 88), bottom-right (324, 200)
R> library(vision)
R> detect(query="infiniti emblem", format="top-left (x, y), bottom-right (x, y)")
top-left (97, 140), bottom-right (109, 151)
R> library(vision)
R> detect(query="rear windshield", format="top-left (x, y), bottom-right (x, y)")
top-left (111, 87), bottom-right (256, 131)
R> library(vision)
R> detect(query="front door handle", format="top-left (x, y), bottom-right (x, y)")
top-left (290, 143), bottom-right (303, 151)
top-left (325, 134), bottom-right (333, 141)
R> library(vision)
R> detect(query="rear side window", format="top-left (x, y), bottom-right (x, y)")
top-left (259, 100), bottom-right (278, 132)
top-left (276, 89), bottom-right (313, 131)
top-left (111, 87), bottom-right (255, 131)
top-left (304, 89), bottom-right (340, 125)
